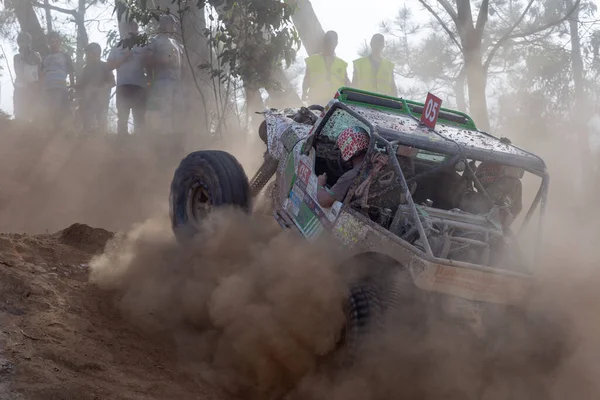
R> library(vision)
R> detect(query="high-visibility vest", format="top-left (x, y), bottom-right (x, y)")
top-left (352, 56), bottom-right (395, 96)
top-left (305, 54), bottom-right (348, 104)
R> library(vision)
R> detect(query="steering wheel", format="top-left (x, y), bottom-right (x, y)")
top-left (325, 148), bottom-right (352, 179)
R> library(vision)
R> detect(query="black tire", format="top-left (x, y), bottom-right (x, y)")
top-left (169, 150), bottom-right (251, 242)
top-left (258, 120), bottom-right (268, 145)
top-left (335, 253), bottom-right (421, 367)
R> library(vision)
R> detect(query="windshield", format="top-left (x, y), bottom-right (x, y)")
top-left (319, 108), bottom-right (370, 142)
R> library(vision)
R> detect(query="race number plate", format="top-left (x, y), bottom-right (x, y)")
top-left (421, 92), bottom-right (442, 129)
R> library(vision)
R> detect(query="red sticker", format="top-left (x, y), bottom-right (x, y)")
top-left (297, 160), bottom-right (311, 184)
top-left (421, 92), bottom-right (442, 129)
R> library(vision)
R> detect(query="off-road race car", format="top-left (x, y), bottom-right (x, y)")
top-left (169, 87), bottom-right (552, 367)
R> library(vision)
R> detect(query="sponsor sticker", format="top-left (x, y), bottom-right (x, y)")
top-left (297, 160), bottom-right (311, 185)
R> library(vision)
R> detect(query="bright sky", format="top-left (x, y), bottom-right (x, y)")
top-left (309, 0), bottom-right (404, 67)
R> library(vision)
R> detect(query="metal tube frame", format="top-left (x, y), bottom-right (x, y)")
top-left (315, 101), bottom-right (549, 267)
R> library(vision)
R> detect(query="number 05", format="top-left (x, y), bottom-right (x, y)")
top-left (425, 98), bottom-right (439, 123)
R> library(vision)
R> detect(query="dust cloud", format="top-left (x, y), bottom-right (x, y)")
top-left (89, 210), bottom-right (347, 399)
top-left (0, 121), bottom-right (265, 234)
top-left (89, 160), bottom-right (600, 399)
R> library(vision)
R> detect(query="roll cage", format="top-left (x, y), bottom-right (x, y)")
top-left (306, 98), bottom-right (549, 268)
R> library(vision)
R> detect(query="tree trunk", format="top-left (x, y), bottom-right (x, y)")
top-left (43, 0), bottom-right (53, 32)
top-left (75, 0), bottom-right (89, 73)
top-left (464, 55), bottom-right (490, 130)
top-left (454, 0), bottom-right (490, 131)
top-left (566, 0), bottom-right (590, 196)
top-left (455, 67), bottom-right (467, 112)
top-left (285, 0), bottom-right (325, 55)
top-left (567, 0), bottom-right (584, 115)
top-left (10, 0), bottom-right (49, 56)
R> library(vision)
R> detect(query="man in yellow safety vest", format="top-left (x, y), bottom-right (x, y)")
top-left (302, 31), bottom-right (350, 106)
top-left (352, 34), bottom-right (397, 97)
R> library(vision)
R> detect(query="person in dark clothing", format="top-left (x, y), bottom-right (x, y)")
top-left (107, 20), bottom-right (148, 135)
top-left (77, 43), bottom-right (115, 133)
top-left (317, 126), bottom-right (370, 208)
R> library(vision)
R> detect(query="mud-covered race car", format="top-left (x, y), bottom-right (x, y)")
top-left (169, 87), bottom-right (551, 363)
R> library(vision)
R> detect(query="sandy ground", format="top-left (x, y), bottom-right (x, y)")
top-left (0, 223), bottom-right (234, 400)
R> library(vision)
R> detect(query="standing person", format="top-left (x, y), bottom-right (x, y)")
top-left (145, 14), bottom-right (183, 136)
top-left (77, 43), bottom-right (115, 133)
top-left (13, 32), bottom-right (42, 124)
top-left (107, 20), bottom-right (148, 135)
top-left (302, 31), bottom-right (349, 106)
top-left (41, 31), bottom-right (75, 129)
top-left (352, 34), bottom-right (397, 97)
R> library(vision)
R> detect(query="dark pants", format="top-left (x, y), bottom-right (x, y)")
top-left (116, 84), bottom-right (146, 135)
top-left (81, 87), bottom-right (110, 133)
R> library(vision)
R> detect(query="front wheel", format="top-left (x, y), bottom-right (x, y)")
top-left (333, 253), bottom-right (423, 367)
top-left (169, 150), bottom-right (251, 242)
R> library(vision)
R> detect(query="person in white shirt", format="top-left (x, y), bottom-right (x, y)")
top-left (107, 20), bottom-right (149, 135)
top-left (13, 32), bottom-right (42, 123)
top-left (145, 14), bottom-right (183, 136)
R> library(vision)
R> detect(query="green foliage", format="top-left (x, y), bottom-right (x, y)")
top-left (0, 8), bottom-right (17, 42)
top-left (201, 0), bottom-right (299, 88)
top-left (116, 0), bottom-right (300, 89)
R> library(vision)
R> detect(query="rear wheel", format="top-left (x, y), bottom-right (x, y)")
top-left (169, 150), bottom-right (251, 242)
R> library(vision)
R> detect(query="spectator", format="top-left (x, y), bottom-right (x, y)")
top-left (352, 34), bottom-right (397, 97)
top-left (107, 20), bottom-right (148, 135)
top-left (302, 31), bottom-right (349, 106)
top-left (41, 31), bottom-right (75, 129)
top-left (145, 14), bottom-right (183, 136)
top-left (13, 32), bottom-right (42, 124)
top-left (77, 43), bottom-right (115, 133)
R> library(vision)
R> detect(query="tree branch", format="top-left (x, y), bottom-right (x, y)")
top-left (509, 0), bottom-right (581, 39)
top-left (456, 0), bottom-right (474, 41)
top-left (483, 0), bottom-right (579, 71)
top-left (475, 0), bottom-right (489, 35)
top-left (32, 1), bottom-right (77, 16)
top-left (86, 0), bottom-right (100, 12)
top-left (436, 0), bottom-right (458, 23)
top-left (419, 0), bottom-right (462, 50)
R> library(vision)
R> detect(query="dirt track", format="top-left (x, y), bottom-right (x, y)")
top-left (0, 223), bottom-right (233, 400)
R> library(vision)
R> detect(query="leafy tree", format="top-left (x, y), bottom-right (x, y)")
top-left (384, 0), bottom-right (581, 130)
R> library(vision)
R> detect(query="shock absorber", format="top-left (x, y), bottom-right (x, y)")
top-left (249, 153), bottom-right (279, 198)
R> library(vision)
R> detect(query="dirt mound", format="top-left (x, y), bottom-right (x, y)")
top-left (0, 224), bottom-right (232, 400)
top-left (57, 223), bottom-right (114, 255)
